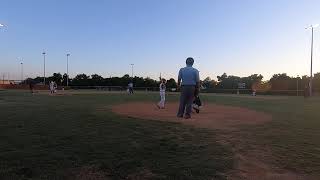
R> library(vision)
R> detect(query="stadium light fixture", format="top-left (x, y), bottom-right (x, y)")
top-left (305, 24), bottom-right (319, 96)
top-left (306, 24), bottom-right (319, 29)
top-left (0, 23), bottom-right (5, 30)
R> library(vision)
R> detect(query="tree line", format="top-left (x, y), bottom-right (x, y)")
top-left (26, 72), bottom-right (320, 92)
top-left (202, 73), bottom-right (317, 91)
top-left (29, 73), bottom-right (178, 89)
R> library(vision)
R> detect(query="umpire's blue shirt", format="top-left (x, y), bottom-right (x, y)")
top-left (178, 65), bottom-right (200, 86)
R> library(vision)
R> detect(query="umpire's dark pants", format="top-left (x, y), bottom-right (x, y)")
top-left (177, 85), bottom-right (195, 117)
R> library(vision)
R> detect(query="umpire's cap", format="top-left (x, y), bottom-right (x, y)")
top-left (186, 57), bottom-right (194, 66)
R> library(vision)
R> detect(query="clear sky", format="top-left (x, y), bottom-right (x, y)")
top-left (1, 0), bottom-right (320, 81)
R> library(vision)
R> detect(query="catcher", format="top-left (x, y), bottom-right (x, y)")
top-left (192, 87), bottom-right (202, 113)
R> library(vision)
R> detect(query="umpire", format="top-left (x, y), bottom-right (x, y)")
top-left (177, 57), bottom-right (200, 119)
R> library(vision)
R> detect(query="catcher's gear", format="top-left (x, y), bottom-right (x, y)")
top-left (193, 95), bottom-right (202, 113)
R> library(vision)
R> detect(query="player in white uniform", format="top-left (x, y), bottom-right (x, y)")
top-left (49, 81), bottom-right (55, 94)
top-left (157, 79), bottom-right (166, 109)
top-left (53, 82), bottom-right (58, 93)
top-left (128, 82), bottom-right (134, 94)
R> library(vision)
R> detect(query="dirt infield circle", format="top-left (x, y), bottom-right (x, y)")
top-left (112, 102), bottom-right (272, 130)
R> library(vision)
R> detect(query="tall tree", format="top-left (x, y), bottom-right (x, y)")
top-left (313, 73), bottom-right (320, 90)
top-left (216, 73), bottom-right (241, 89)
top-left (241, 74), bottom-right (263, 89)
top-left (91, 74), bottom-right (104, 86)
top-left (72, 73), bottom-right (89, 86)
top-left (47, 73), bottom-right (63, 85)
top-left (166, 78), bottom-right (177, 89)
top-left (269, 73), bottom-right (291, 90)
top-left (62, 73), bottom-right (69, 86)
top-left (202, 77), bottom-right (216, 89)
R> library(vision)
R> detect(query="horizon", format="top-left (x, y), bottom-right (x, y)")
top-left (1, 0), bottom-right (320, 81)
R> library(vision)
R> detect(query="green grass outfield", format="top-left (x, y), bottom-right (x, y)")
top-left (0, 90), bottom-right (319, 179)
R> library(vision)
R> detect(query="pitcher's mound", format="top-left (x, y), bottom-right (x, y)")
top-left (112, 102), bottom-right (271, 130)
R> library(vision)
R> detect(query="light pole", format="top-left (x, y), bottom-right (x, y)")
top-left (66, 53), bottom-right (70, 86)
top-left (306, 24), bottom-right (319, 96)
top-left (20, 62), bottom-right (23, 83)
top-left (42, 51), bottom-right (46, 85)
top-left (296, 75), bottom-right (299, 96)
top-left (130, 64), bottom-right (134, 78)
top-left (1, 24), bottom-right (6, 84)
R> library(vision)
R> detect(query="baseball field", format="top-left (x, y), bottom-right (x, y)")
top-left (0, 90), bottom-right (319, 179)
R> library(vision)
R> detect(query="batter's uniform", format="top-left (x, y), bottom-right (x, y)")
top-left (49, 82), bottom-right (55, 94)
top-left (158, 83), bottom-right (166, 108)
top-left (128, 83), bottom-right (134, 94)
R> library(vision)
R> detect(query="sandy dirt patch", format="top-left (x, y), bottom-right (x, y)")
top-left (111, 102), bottom-right (271, 130)
top-left (111, 102), bottom-right (314, 180)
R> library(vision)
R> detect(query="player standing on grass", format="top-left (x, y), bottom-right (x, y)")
top-left (177, 57), bottom-right (200, 119)
top-left (128, 81), bottom-right (134, 94)
top-left (49, 81), bottom-right (54, 94)
top-left (28, 79), bottom-right (35, 94)
top-left (157, 78), bottom-right (166, 109)
top-left (53, 81), bottom-right (58, 93)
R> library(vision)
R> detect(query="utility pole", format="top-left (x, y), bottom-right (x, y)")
top-left (130, 64), bottom-right (134, 78)
top-left (20, 62), bottom-right (23, 83)
top-left (42, 51), bottom-right (46, 85)
top-left (306, 24), bottom-right (319, 96)
top-left (66, 53), bottom-right (70, 86)
top-left (297, 75), bottom-right (299, 96)
top-left (310, 27), bottom-right (314, 96)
